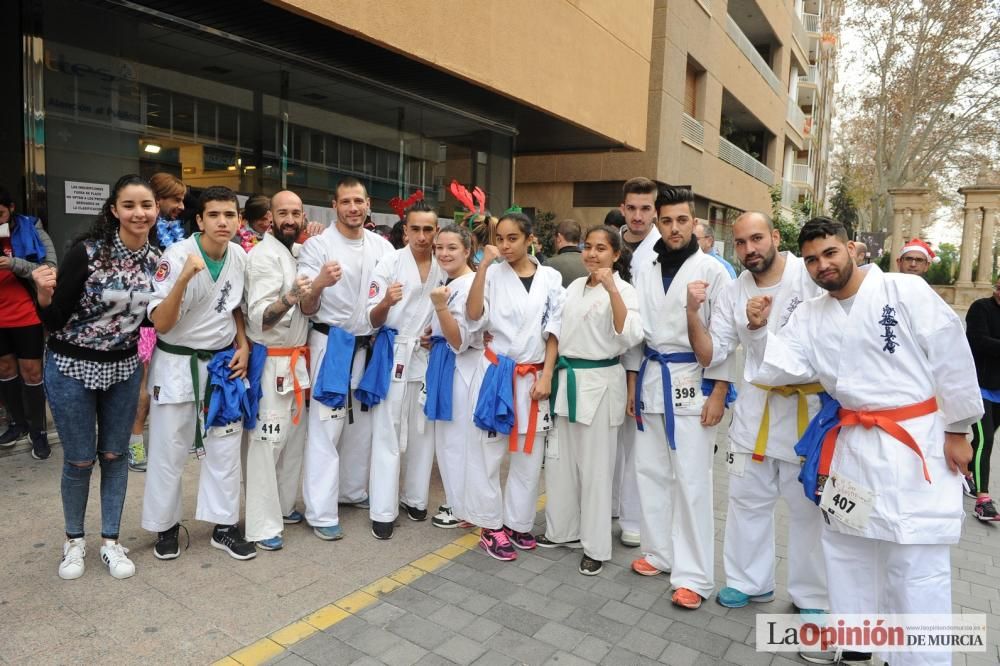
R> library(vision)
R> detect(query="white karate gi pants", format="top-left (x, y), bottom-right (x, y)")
top-left (634, 412), bottom-right (717, 598)
top-left (822, 529), bottom-right (953, 666)
top-left (723, 454), bottom-right (828, 610)
top-left (613, 422), bottom-right (641, 534)
top-left (433, 371), bottom-right (477, 517)
top-left (141, 401), bottom-right (243, 531)
top-left (243, 389), bottom-right (306, 542)
top-left (369, 380), bottom-right (435, 522)
top-left (544, 407), bottom-right (618, 561)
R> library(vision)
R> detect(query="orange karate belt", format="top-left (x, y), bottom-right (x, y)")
top-left (484, 346), bottom-right (544, 455)
top-left (266, 345), bottom-right (311, 424)
top-left (819, 396), bottom-right (938, 486)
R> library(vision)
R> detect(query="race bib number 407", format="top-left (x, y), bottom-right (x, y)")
top-left (820, 473), bottom-right (875, 532)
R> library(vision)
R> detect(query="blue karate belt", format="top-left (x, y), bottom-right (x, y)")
top-left (424, 336), bottom-right (455, 421)
top-left (634, 345), bottom-right (706, 450)
top-left (354, 327), bottom-right (398, 407)
top-left (794, 393), bottom-right (840, 505)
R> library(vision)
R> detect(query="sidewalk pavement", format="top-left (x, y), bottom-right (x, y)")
top-left (0, 425), bottom-right (997, 665)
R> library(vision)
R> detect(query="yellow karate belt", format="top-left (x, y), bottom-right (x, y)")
top-left (750, 383), bottom-right (825, 462)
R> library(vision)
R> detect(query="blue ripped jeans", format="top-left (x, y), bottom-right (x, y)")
top-left (44, 350), bottom-right (142, 539)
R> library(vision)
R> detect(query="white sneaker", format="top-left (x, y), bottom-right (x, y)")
top-left (620, 530), bottom-right (640, 547)
top-left (100, 541), bottom-right (136, 579)
top-left (58, 538), bottom-right (86, 580)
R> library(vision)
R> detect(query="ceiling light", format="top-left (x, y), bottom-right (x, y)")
top-left (144, 143), bottom-right (162, 154)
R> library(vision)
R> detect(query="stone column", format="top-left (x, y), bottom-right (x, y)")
top-left (889, 208), bottom-right (905, 272)
top-left (956, 207), bottom-right (980, 287)
top-left (976, 208), bottom-right (997, 287)
top-left (908, 208), bottom-right (922, 240)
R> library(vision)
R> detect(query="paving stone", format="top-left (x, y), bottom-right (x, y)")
top-left (517, 553), bottom-right (556, 574)
top-left (357, 602), bottom-right (407, 627)
top-left (598, 646), bottom-right (662, 665)
top-left (379, 638), bottom-right (429, 666)
top-left (349, 657), bottom-right (382, 666)
top-left (341, 623), bottom-right (398, 657)
top-left (636, 611), bottom-right (674, 637)
top-left (663, 619), bottom-right (732, 658)
top-left (427, 603), bottom-right (477, 631)
top-left (495, 564), bottom-right (537, 585)
top-left (409, 573), bottom-right (445, 594)
top-left (436, 562), bottom-right (480, 585)
top-left (471, 650), bottom-right (517, 666)
top-left (563, 607), bottom-right (630, 644)
top-left (428, 579), bottom-right (475, 605)
top-left (617, 626), bottom-right (669, 660)
top-left (326, 615), bottom-right (371, 641)
top-left (484, 601), bottom-right (549, 636)
top-left (464, 616), bottom-right (504, 642)
top-left (382, 586), bottom-right (447, 617)
top-left (506, 588), bottom-right (576, 621)
top-left (598, 599), bottom-right (645, 626)
top-left (459, 593), bottom-right (501, 616)
top-left (571, 634), bottom-right (612, 662)
top-left (769, 655), bottom-right (805, 666)
top-left (485, 627), bottom-right (559, 666)
top-left (723, 641), bottom-right (771, 666)
top-left (707, 614), bottom-right (753, 642)
top-left (541, 650), bottom-right (595, 666)
top-left (589, 578), bottom-right (631, 601)
top-left (266, 653), bottom-right (313, 666)
top-left (550, 583), bottom-right (609, 611)
top-left (545, 563), bottom-right (600, 590)
top-left (433, 634), bottom-right (487, 665)
top-left (658, 641), bottom-right (701, 666)
top-left (532, 621), bottom-right (588, 651)
top-left (527, 574), bottom-right (562, 595)
top-left (414, 653), bottom-right (458, 666)
top-left (290, 632), bottom-right (364, 665)
top-left (386, 613), bottom-right (455, 651)
top-left (463, 573), bottom-right (519, 600)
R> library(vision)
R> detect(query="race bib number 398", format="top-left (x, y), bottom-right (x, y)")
top-left (819, 473), bottom-right (874, 532)
top-left (672, 372), bottom-right (700, 409)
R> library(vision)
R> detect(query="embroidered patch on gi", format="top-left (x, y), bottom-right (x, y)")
top-left (215, 280), bottom-right (233, 313)
top-left (154, 261), bottom-right (170, 282)
top-left (878, 304), bottom-right (899, 354)
top-left (153, 386), bottom-right (160, 400)
top-left (369, 281), bottom-right (380, 298)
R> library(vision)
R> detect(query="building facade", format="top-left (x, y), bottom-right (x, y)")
top-left (515, 0), bottom-right (839, 261)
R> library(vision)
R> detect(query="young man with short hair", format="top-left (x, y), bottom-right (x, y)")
top-left (543, 219), bottom-right (587, 288)
top-left (143, 186), bottom-right (253, 561)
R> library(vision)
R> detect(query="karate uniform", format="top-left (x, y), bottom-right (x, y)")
top-left (465, 257), bottom-right (565, 531)
top-left (142, 236), bottom-right (247, 532)
top-left (242, 234), bottom-right (311, 542)
top-left (628, 247), bottom-right (735, 599)
top-left (426, 272), bottom-right (484, 522)
top-left (366, 247), bottom-right (444, 523)
top-left (297, 226), bottom-right (393, 528)
top-left (706, 253), bottom-right (828, 609)
top-left (546, 274), bottom-right (643, 561)
top-left (745, 265), bottom-right (982, 666)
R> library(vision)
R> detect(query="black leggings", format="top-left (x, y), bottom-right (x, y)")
top-left (969, 398), bottom-right (1000, 495)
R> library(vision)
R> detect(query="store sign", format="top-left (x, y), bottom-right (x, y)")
top-left (65, 180), bottom-right (109, 215)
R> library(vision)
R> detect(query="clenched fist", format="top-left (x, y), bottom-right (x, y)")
top-left (479, 244), bottom-right (500, 266)
top-left (687, 280), bottom-right (709, 311)
top-left (746, 295), bottom-right (773, 330)
top-left (313, 260), bottom-right (342, 289)
top-left (591, 267), bottom-right (617, 292)
top-left (288, 275), bottom-right (312, 304)
top-left (383, 282), bottom-right (404, 306)
top-left (32, 265), bottom-right (57, 307)
top-left (181, 253), bottom-right (205, 281)
top-left (430, 285), bottom-right (450, 308)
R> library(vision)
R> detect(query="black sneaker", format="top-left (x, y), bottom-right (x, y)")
top-left (154, 524), bottom-right (181, 560)
top-left (431, 505), bottom-right (460, 528)
top-left (578, 554), bottom-right (603, 576)
top-left (0, 423), bottom-right (27, 448)
top-left (372, 520), bottom-right (394, 540)
top-left (400, 502), bottom-right (427, 522)
top-left (964, 474), bottom-right (978, 498)
top-left (839, 652), bottom-right (872, 665)
top-left (211, 525), bottom-right (257, 560)
top-left (536, 535), bottom-right (582, 549)
top-left (974, 498), bottom-right (1000, 522)
top-left (30, 431), bottom-right (50, 460)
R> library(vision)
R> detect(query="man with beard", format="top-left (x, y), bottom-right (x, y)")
top-left (686, 213), bottom-right (830, 639)
top-left (242, 190), bottom-right (312, 550)
top-left (626, 186), bottom-right (734, 610)
top-left (745, 217), bottom-right (980, 666)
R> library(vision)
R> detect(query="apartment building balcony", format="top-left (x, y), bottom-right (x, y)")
top-left (790, 11), bottom-right (810, 53)
top-left (799, 65), bottom-right (819, 88)
top-left (787, 98), bottom-right (807, 139)
top-left (681, 113), bottom-right (705, 149)
top-left (719, 137), bottom-right (775, 185)
top-left (803, 12), bottom-right (821, 34)
top-left (790, 162), bottom-right (814, 185)
top-left (725, 14), bottom-right (783, 94)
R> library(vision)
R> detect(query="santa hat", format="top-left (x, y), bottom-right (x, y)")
top-left (898, 238), bottom-right (940, 264)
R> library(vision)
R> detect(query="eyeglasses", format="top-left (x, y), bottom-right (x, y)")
top-left (900, 256), bottom-right (928, 265)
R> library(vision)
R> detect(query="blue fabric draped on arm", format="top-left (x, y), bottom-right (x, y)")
top-left (473, 352), bottom-right (516, 435)
top-left (313, 326), bottom-right (357, 408)
top-left (424, 336), bottom-right (455, 421)
top-left (241, 343), bottom-right (268, 429)
top-left (354, 327), bottom-right (397, 407)
top-left (206, 349), bottom-right (246, 429)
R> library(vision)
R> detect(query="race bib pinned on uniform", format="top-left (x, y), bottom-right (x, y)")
top-left (726, 450), bottom-right (747, 477)
top-left (208, 421), bottom-right (243, 438)
top-left (672, 370), bottom-right (701, 410)
top-left (539, 409), bottom-right (553, 433)
top-left (317, 403), bottom-right (346, 422)
top-left (254, 410), bottom-right (288, 443)
top-left (819, 473), bottom-right (874, 531)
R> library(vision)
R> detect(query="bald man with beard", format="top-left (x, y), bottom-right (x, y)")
top-left (242, 190), bottom-right (313, 550)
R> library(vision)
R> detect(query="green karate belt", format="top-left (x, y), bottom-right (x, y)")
top-left (551, 356), bottom-right (620, 422)
top-left (156, 339), bottom-right (228, 453)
